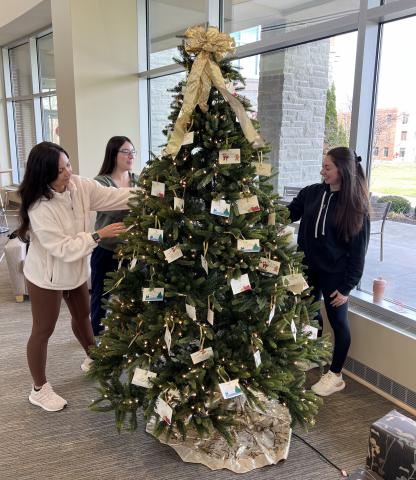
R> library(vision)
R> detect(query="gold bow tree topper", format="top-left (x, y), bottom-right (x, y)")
top-left (165, 25), bottom-right (265, 159)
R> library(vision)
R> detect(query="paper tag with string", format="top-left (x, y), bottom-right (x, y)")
top-left (268, 212), bottom-right (276, 225)
top-left (129, 257), bottom-right (138, 271)
top-left (155, 396), bottom-right (173, 425)
top-left (303, 325), bottom-right (318, 340)
top-left (253, 151), bottom-right (272, 176)
top-left (186, 303), bottom-right (197, 320)
top-left (191, 347), bottom-right (214, 364)
top-left (164, 324), bottom-right (172, 354)
top-left (131, 367), bottom-right (157, 388)
top-left (174, 197), bottom-right (184, 212)
top-left (253, 349), bottom-right (262, 368)
top-left (151, 181), bottom-right (165, 198)
top-left (219, 379), bottom-right (243, 399)
top-left (207, 296), bottom-right (214, 325)
top-left (182, 131), bottom-right (194, 146)
top-left (201, 241), bottom-right (209, 275)
top-left (164, 245), bottom-right (183, 263)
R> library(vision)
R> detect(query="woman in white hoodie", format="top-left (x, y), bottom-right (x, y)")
top-left (17, 141), bottom-right (135, 412)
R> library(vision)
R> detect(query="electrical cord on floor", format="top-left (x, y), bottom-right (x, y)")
top-left (292, 432), bottom-right (349, 477)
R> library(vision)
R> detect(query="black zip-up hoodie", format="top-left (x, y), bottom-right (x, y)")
top-left (287, 183), bottom-right (370, 296)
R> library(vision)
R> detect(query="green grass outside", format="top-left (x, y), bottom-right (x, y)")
top-left (370, 162), bottom-right (416, 197)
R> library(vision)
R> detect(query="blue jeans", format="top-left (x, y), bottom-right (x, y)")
top-left (90, 246), bottom-right (118, 336)
top-left (306, 267), bottom-right (351, 374)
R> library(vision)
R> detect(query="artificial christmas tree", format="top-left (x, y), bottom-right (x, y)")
top-left (89, 25), bottom-right (331, 472)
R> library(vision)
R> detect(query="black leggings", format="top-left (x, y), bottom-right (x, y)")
top-left (307, 267), bottom-right (351, 374)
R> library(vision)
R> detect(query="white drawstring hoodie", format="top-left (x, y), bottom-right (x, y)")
top-left (24, 175), bottom-right (134, 290)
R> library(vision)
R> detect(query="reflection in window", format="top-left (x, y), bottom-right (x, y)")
top-left (362, 16), bottom-right (416, 311)
top-left (150, 72), bottom-right (186, 156)
top-left (13, 100), bottom-right (36, 181)
top-left (9, 43), bottom-right (32, 97)
top-left (38, 34), bottom-right (56, 93)
top-left (42, 96), bottom-right (59, 143)
top-left (224, 0), bottom-right (360, 43)
top-left (149, 0), bottom-right (208, 69)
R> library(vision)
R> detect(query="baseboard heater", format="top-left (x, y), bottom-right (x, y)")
top-left (344, 356), bottom-right (416, 416)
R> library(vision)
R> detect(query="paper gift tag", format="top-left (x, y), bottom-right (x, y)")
top-left (254, 350), bottom-right (262, 368)
top-left (174, 197), bottom-right (184, 212)
top-left (186, 303), bottom-right (197, 320)
top-left (201, 255), bottom-right (208, 275)
top-left (237, 239), bottom-right (260, 253)
top-left (190, 347), bottom-right (214, 364)
top-left (268, 304), bottom-right (276, 325)
top-left (303, 325), bottom-right (319, 340)
top-left (253, 162), bottom-right (272, 176)
top-left (236, 195), bottom-right (260, 214)
top-left (219, 379), bottom-right (243, 400)
top-left (129, 257), bottom-right (138, 271)
top-left (155, 397), bottom-right (173, 425)
top-left (151, 181), bottom-right (165, 198)
top-left (282, 273), bottom-right (308, 295)
top-left (258, 257), bottom-right (281, 275)
top-left (230, 274), bottom-right (252, 295)
top-left (210, 199), bottom-right (231, 217)
top-left (268, 212), bottom-right (276, 225)
top-left (164, 326), bottom-right (172, 354)
top-left (163, 245), bottom-right (183, 263)
top-left (219, 149), bottom-right (241, 165)
top-left (148, 228), bottom-right (164, 243)
top-left (142, 288), bottom-right (164, 302)
top-left (280, 225), bottom-right (295, 243)
top-left (182, 131), bottom-right (194, 145)
top-left (207, 308), bottom-right (214, 325)
top-left (125, 224), bottom-right (136, 232)
top-left (131, 367), bottom-right (157, 388)
top-left (291, 319), bottom-right (297, 342)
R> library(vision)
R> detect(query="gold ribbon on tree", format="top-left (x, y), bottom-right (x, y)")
top-left (165, 25), bottom-right (265, 159)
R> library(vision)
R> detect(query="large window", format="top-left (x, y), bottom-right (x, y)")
top-left (140, 0), bottom-right (416, 317)
top-left (228, 32), bottom-right (356, 194)
top-left (2, 31), bottom-right (57, 183)
top-left (361, 16), bottom-right (416, 311)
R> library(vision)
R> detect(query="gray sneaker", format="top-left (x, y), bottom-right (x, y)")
top-left (29, 382), bottom-right (67, 412)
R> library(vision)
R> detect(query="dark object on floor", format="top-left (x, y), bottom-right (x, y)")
top-left (366, 409), bottom-right (416, 479)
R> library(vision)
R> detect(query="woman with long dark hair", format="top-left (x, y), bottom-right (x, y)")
top-left (288, 146), bottom-right (370, 396)
top-left (90, 136), bottom-right (138, 337)
top-left (18, 141), bottom-right (135, 412)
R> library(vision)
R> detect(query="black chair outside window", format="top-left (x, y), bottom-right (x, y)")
top-left (369, 200), bottom-right (391, 262)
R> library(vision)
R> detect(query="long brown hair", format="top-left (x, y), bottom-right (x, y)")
top-left (327, 146), bottom-right (369, 242)
top-left (16, 142), bottom-right (69, 241)
top-left (98, 136), bottom-right (133, 175)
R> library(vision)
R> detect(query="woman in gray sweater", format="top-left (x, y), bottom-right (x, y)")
top-left (90, 136), bottom-right (138, 337)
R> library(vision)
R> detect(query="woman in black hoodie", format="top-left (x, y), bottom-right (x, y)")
top-left (288, 146), bottom-right (369, 396)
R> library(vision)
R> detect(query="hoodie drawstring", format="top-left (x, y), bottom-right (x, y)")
top-left (314, 191), bottom-right (327, 238)
top-left (321, 192), bottom-right (334, 235)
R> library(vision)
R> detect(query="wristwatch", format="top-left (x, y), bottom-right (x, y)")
top-left (91, 232), bottom-right (101, 243)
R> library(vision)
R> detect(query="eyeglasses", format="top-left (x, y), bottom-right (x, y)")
top-left (118, 149), bottom-right (136, 156)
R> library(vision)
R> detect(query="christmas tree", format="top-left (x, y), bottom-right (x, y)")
top-left (90, 26), bottom-right (330, 447)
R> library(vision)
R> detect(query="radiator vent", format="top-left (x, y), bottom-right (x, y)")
top-left (344, 356), bottom-right (416, 409)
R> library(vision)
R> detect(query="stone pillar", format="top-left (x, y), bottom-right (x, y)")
top-left (258, 40), bottom-right (330, 193)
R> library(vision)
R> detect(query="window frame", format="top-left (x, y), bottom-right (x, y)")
top-left (138, 0), bottom-right (416, 327)
top-left (2, 27), bottom-right (56, 184)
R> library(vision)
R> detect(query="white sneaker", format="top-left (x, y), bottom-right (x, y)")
top-left (80, 356), bottom-right (94, 373)
top-left (311, 371), bottom-right (345, 396)
top-left (29, 382), bottom-right (67, 412)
